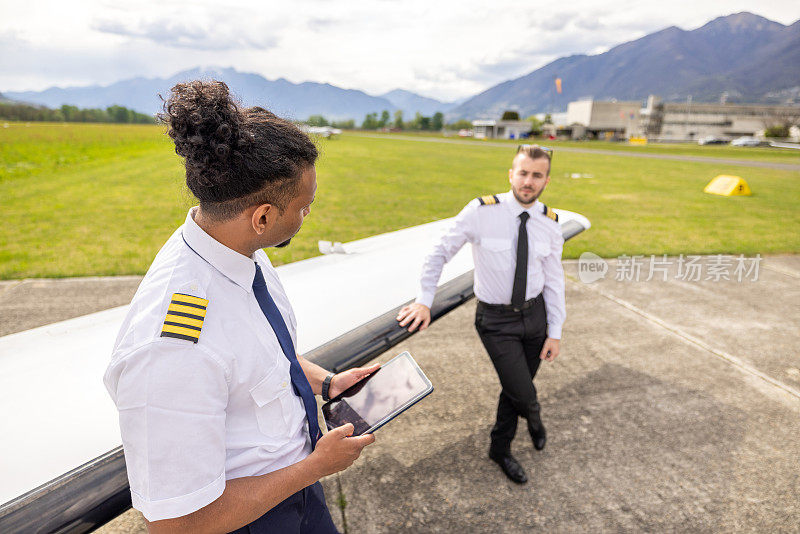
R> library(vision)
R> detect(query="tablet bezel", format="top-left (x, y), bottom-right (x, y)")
top-left (321, 351), bottom-right (433, 435)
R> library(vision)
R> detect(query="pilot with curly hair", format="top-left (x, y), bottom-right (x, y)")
top-left (104, 80), bottom-right (377, 534)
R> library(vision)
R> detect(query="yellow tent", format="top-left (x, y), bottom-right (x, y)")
top-left (704, 175), bottom-right (752, 196)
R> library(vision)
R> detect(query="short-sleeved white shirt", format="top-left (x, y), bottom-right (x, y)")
top-left (104, 207), bottom-right (311, 521)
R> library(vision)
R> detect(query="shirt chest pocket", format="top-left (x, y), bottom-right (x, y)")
top-left (480, 237), bottom-right (514, 271)
top-left (249, 367), bottom-right (298, 451)
top-left (534, 241), bottom-right (551, 258)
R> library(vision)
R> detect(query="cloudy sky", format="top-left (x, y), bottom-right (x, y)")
top-left (2, 0), bottom-right (799, 101)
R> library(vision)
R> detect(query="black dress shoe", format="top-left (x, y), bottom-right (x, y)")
top-left (531, 424), bottom-right (546, 451)
top-left (529, 415), bottom-right (547, 451)
top-left (488, 451), bottom-right (528, 484)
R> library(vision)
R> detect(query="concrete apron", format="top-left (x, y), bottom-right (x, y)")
top-left (321, 256), bottom-right (800, 533)
top-left (4, 257), bottom-right (796, 533)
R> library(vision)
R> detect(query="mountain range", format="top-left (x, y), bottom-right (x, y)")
top-left (448, 12), bottom-right (800, 119)
top-left (378, 89), bottom-right (458, 117)
top-left (5, 67), bottom-right (414, 121)
top-left (5, 12), bottom-right (799, 121)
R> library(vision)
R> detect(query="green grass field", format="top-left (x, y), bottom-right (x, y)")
top-left (362, 131), bottom-right (800, 163)
top-left (1, 122), bottom-right (799, 279)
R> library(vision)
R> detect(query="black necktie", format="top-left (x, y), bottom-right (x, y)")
top-left (511, 211), bottom-right (530, 307)
top-left (252, 263), bottom-right (321, 449)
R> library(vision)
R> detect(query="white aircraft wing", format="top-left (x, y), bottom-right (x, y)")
top-left (0, 210), bottom-right (590, 529)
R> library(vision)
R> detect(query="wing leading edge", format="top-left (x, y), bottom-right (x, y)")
top-left (0, 212), bottom-right (590, 532)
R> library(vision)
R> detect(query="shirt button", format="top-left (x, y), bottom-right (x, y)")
top-left (281, 381), bottom-right (288, 388)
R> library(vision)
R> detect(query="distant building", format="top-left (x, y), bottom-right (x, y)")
top-left (566, 99), bottom-right (641, 140)
top-left (471, 96), bottom-right (799, 142)
top-left (641, 95), bottom-right (800, 141)
top-left (471, 119), bottom-right (531, 139)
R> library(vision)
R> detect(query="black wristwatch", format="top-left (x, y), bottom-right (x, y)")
top-left (321, 372), bottom-right (336, 401)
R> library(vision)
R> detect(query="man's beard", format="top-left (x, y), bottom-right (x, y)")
top-left (276, 238), bottom-right (292, 248)
top-left (512, 187), bottom-right (540, 205)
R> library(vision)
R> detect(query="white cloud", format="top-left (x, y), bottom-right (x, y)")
top-left (91, 18), bottom-right (278, 50)
top-left (1, 0), bottom-right (799, 99)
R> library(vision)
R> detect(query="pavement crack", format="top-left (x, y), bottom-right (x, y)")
top-left (335, 473), bottom-right (349, 534)
top-left (0, 279), bottom-right (25, 300)
top-left (762, 264), bottom-right (800, 279)
top-left (566, 275), bottom-right (800, 403)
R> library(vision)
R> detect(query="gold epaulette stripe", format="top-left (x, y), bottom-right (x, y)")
top-left (478, 194), bottom-right (501, 206)
top-left (165, 313), bottom-right (204, 328)
top-left (172, 293), bottom-right (209, 307)
top-left (167, 309), bottom-right (205, 320)
top-left (162, 325), bottom-right (201, 342)
top-left (542, 204), bottom-right (559, 222)
top-left (161, 293), bottom-right (208, 343)
top-left (168, 302), bottom-right (207, 317)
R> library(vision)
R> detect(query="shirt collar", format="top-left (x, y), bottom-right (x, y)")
top-left (503, 190), bottom-right (541, 218)
top-left (181, 207), bottom-right (257, 292)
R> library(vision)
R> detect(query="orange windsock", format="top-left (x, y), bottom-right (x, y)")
top-left (555, 78), bottom-right (562, 94)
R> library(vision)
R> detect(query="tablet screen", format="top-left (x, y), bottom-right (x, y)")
top-left (322, 352), bottom-right (432, 435)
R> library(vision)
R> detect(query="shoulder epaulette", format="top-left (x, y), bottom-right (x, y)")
top-left (161, 293), bottom-right (208, 343)
top-left (477, 194), bottom-right (501, 206)
top-left (542, 204), bottom-right (559, 222)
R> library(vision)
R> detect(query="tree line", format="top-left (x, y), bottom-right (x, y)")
top-left (0, 102), bottom-right (155, 124)
top-left (304, 109), bottom-right (547, 133)
top-left (306, 110), bottom-right (449, 131)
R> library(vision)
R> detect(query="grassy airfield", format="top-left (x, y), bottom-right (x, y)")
top-left (1, 122), bottom-right (798, 279)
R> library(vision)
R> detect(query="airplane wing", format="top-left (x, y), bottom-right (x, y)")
top-left (768, 141), bottom-right (800, 150)
top-left (0, 210), bottom-right (590, 532)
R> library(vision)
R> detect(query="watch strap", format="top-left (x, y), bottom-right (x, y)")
top-left (321, 372), bottom-right (335, 401)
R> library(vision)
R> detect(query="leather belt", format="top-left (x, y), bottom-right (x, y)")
top-left (477, 293), bottom-right (542, 313)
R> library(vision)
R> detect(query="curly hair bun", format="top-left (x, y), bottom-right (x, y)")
top-left (162, 80), bottom-right (243, 174)
top-left (160, 79), bottom-right (318, 216)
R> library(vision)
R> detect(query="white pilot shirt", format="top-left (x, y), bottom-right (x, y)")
top-left (104, 207), bottom-right (311, 522)
top-left (416, 191), bottom-right (566, 338)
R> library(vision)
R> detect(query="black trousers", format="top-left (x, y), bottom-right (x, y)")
top-left (475, 295), bottom-right (547, 454)
top-left (228, 482), bottom-right (338, 534)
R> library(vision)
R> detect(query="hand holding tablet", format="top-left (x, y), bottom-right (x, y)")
top-left (322, 352), bottom-right (434, 435)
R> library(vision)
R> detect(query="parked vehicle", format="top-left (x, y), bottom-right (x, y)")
top-left (731, 136), bottom-right (762, 147)
top-left (697, 136), bottom-right (728, 145)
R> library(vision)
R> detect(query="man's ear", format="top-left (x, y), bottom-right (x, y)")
top-left (508, 167), bottom-right (514, 184)
top-left (250, 203), bottom-right (278, 235)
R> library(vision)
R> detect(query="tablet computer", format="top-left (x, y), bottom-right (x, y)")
top-left (321, 351), bottom-right (433, 435)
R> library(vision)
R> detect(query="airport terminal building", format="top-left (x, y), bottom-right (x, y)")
top-left (543, 96), bottom-right (799, 141)
top-left (640, 96), bottom-right (800, 141)
top-left (563, 100), bottom-right (641, 140)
